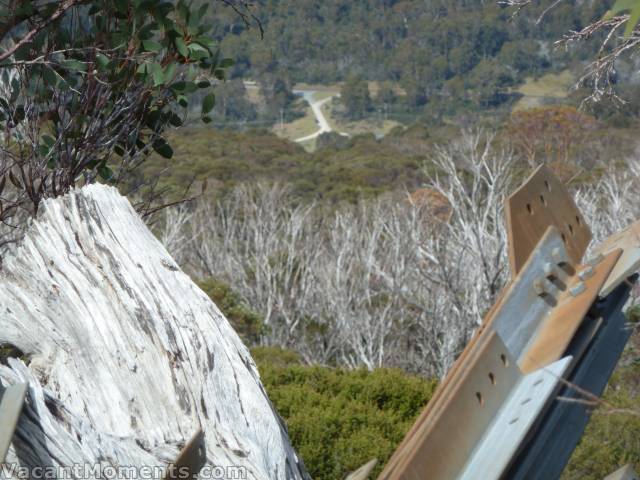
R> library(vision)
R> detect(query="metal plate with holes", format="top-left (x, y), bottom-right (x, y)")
top-left (491, 227), bottom-right (571, 360)
top-left (381, 332), bottom-right (519, 480)
top-left (505, 165), bottom-right (591, 276)
top-left (0, 382), bottom-right (27, 463)
top-left (505, 279), bottom-right (635, 480)
top-left (380, 321), bottom-right (492, 477)
top-left (593, 219), bottom-right (640, 297)
top-left (381, 228), bottom-right (575, 479)
top-left (518, 248), bottom-right (621, 374)
top-left (163, 429), bottom-right (206, 480)
top-left (380, 292), bottom-right (511, 478)
top-left (459, 355), bottom-right (572, 480)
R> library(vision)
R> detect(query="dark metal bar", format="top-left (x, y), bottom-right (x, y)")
top-left (504, 276), bottom-right (637, 480)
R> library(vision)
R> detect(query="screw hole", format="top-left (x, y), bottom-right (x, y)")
top-left (561, 233), bottom-right (567, 244)
top-left (568, 224), bottom-right (574, 235)
top-left (576, 215), bottom-right (581, 226)
top-left (544, 180), bottom-right (551, 191)
top-left (476, 392), bottom-right (484, 405)
top-left (540, 194), bottom-right (546, 206)
top-left (489, 372), bottom-right (496, 385)
top-left (526, 203), bottom-right (533, 214)
top-left (500, 354), bottom-right (509, 367)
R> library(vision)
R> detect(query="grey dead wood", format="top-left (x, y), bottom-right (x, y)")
top-left (0, 184), bottom-right (309, 480)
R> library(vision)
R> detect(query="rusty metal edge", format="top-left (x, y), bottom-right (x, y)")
top-left (0, 382), bottom-right (27, 463)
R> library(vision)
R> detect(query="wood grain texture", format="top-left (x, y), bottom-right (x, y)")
top-left (0, 185), bottom-right (309, 480)
top-left (593, 219), bottom-right (640, 297)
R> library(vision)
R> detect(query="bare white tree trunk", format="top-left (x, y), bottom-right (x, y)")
top-left (0, 184), bottom-right (309, 480)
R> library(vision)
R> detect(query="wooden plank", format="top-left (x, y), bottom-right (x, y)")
top-left (593, 219), bottom-right (640, 297)
top-left (519, 248), bottom-right (622, 374)
top-left (0, 382), bottom-right (27, 462)
top-left (505, 165), bottom-right (591, 276)
top-left (459, 356), bottom-right (572, 480)
top-left (382, 332), bottom-right (520, 480)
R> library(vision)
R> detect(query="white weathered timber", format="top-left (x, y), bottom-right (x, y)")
top-left (0, 184), bottom-right (309, 480)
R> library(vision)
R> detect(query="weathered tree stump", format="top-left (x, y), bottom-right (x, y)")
top-left (0, 185), bottom-right (309, 479)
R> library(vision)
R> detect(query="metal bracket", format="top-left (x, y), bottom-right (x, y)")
top-left (0, 382), bottom-right (28, 463)
top-left (505, 165), bottom-right (591, 277)
top-left (459, 356), bottom-right (573, 479)
top-left (163, 429), bottom-right (206, 480)
top-left (593, 219), bottom-right (640, 297)
top-left (380, 332), bottom-right (520, 479)
top-left (519, 248), bottom-right (621, 374)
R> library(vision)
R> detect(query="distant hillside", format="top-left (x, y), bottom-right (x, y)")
top-left (208, 0), bottom-right (613, 116)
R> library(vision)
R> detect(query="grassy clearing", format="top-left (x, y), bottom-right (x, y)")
top-left (321, 100), bottom-right (402, 138)
top-left (513, 70), bottom-right (575, 111)
top-left (311, 90), bottom-right (338, 102)
top-left (298, 137), bottom-right (317, 152)
top-left (293, 82), bottom-right (341, 93)
top-left (368, 80), bottom-right (406, 98)
top-left (244, 83), bottom-right (263, 105)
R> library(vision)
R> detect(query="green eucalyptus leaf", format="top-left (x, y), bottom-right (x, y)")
top-left (98, 164), bottom-right (114, 181)
top-left (607, 0), bottom-right (640, 36)
top-left (220, 58), bottom-right (235, 68)
top-left (164, 63), bottom-right (177, 81)
top-left (152, 140), bottom-right (173, 158)
top-left (202, 93), bottom-right (215, 114)
top-left (169, 112), bottom-right (183, 127)
top-left (42, 134), bottom-right (56, 147)
top-left (42, 67), bottom-right (57, 86)
top-left (61, 59), bottom-right (87, 72)
top-left (175, 37), bottom-right (189, 57)
top-left (149, 62), bottom-right (165, 86)
top-left (142, 40), bottom-right (163, 53)
top-left (96, 53), bottom-right (110, 70)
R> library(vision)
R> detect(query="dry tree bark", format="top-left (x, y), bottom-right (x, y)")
top-left (0, 184), bottom-right (309, 480)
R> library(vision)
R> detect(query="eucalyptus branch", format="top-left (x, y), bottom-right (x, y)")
top-left (0, 0), bottom-right (84, 62)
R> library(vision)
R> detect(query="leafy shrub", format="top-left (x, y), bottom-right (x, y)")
top-left (562, 368), bottom-right (640, 479)
top-left (198, 277), bottom-right (264, 344)
top-left (251, 347), bottom-right (437, 479)
top-left (563, 328), bottom-right (640, 479)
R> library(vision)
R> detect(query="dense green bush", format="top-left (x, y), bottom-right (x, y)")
top-left (563, 323), bottom-right (640, 479)
top-left (251, 347), bottom-right (437, 479)
top-left (563, 365), bottom-right (640, 478)
top-left (198, 277), bottom-right (265, 344)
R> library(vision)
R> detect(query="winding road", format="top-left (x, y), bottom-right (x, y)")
top-left (292, 90), bottom-right (348, 143)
